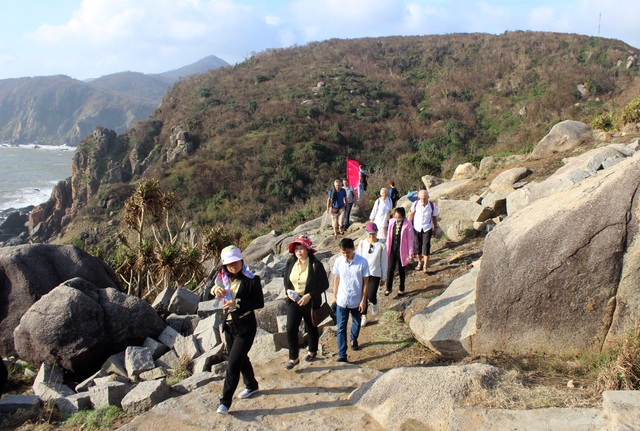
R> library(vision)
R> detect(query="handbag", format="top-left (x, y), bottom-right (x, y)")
top-left (312, 291), bottom-right (334, 326)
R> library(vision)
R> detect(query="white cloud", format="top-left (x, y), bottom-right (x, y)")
top-left (1, 0), bottom-right (638, 80)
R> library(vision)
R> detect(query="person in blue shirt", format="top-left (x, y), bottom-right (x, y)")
top-left (331, 238), bottom-right (370, 362)
top-left (326, 179), bottom-right (348, 236)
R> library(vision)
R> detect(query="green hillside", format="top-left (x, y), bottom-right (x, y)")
top-left (62, 31), bottom-right (640, 242)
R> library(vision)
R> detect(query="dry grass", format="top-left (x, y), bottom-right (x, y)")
top-left (594, 327), bottom-right (640, 393)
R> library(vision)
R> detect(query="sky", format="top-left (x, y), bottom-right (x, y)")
top-left (0, 0), bottom-right (638, 81)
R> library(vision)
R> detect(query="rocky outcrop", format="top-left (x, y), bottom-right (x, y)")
top-left (410, 265), bottom-right (478, 358)
top-left (350, 364), bottom-right (503, 431)
top-left (13, 278), bottom-right (165, 377)
top-left (451, 163), bottom-right (478, 181)
top-left (530, 120), bottom-right (593, 158)
top-left (475, 154), bottom-right (640, 355)
top-left (0, 244), bottom-right (120, 356)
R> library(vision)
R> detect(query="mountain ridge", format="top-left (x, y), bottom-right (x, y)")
top-left (0, 54), bottom-right (229, 146)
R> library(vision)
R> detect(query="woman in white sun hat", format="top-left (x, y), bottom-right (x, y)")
top-left (211, 245), bottom-right (264, 414)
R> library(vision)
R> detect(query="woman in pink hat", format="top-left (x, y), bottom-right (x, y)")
top-left (356, 222), bottom-right (387, 327)
top-left (283, 235), bottom-right (329, 369)
top-left (211, 245), bottom-right (264, 414)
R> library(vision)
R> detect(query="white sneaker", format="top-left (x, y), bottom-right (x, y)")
top-left (217, 404), bottom-right (229, 414)
top-left (238, 388), bottom-right (259, 399)
top-left (361, 315), bottom-right (368, 327)
top-left (371, 304), bottom-right (379, 316)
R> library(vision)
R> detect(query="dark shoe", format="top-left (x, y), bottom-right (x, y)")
top-left (285, 358), bottom-right (299, 370)
top-left (336, 356), bottom-right (348, 363)
top-left (384, 291), bottom-right (391, 296)
top-left (351, 340), bottom-right (359, 351)
top-left (305, 352), bottom-right (317, 362)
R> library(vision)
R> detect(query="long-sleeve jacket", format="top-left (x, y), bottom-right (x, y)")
top-left (226, 273), bottom-right (264, 334)
top-left (386, 218), bottom-right (415, 267)
top-left (283, 254), bottom-right (329, 310)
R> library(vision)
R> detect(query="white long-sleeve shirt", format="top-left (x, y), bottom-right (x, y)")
top-left (357, 239), bottom-right (388, 280)
top-left (369, 197), bottom-right (392, 239)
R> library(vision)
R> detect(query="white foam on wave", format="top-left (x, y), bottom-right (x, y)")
top-left (0, 182), bottom-right (56, 211)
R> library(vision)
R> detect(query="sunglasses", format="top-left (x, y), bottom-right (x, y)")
top-left (368, 243), bottom-right (374, 254)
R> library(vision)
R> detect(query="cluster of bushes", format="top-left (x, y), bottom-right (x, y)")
top-left (591, 95), bottom-right (640, 131)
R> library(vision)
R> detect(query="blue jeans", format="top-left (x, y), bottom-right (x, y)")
top-left (335, 305), bottom-right (361, 359)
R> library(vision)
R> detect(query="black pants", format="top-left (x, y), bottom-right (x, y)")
top-left (386, 250), bottom-right (406, 293)
top-left (286, 300), bottom-right (319, 360)
top-left (0, 359), bottom-right (7, 398)
top-left (221, 319), bottom-right (258, 407)
top-left (363, 276), bottom-right (381, 314)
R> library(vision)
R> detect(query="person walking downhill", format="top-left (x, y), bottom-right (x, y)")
top-left (356, 222), bottom-right (387, 327)
top-left (332, 238), bottom-right (370, 362)
top-left (384, 207), bottom-right (414, 298)
top-left (327, 179), bottom-right (348, 236)
top-left (369, 188), bottom-right (392, 241)
top-left (283, 235), bottom-right (329, 370)
top-left (389, 180), bottom-right (400, 208)
top-left (342, 178), bottom-right (355, 231)
top-left (212, 245), bottom-right (264, 414)
top-left (408, 189), bottom-right (439, 273)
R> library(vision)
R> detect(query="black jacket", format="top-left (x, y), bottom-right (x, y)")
top-left (283, 254), bottom-right (329, 309)
top-left (224, 273), bottom-right (264, 334)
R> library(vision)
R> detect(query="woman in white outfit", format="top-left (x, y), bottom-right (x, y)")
top-left (369, 188), bottom-right (392, 240)
top-left (356, 222), bottom-right (387, 327)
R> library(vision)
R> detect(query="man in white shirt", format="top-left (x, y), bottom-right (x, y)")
top-left (408, 189), bottom-right (439, 273)
top-left (332, 238), bottom-right (370, 362)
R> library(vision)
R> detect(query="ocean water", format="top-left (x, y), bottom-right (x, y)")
top-left (0, 144), bottom-right (76, 211)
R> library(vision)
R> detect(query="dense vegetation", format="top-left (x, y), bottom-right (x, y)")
top-left (63, 31), bottom-right (639, 247)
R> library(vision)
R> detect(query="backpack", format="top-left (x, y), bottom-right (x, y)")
top-left (410, 200), bottom-right (435, 213)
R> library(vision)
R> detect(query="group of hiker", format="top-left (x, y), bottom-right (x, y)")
top-left (212, 178), bottom-right (439, 414)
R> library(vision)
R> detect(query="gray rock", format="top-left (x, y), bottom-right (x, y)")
top-left (476, 155), bottom-right (640, 356)
top-left (196, 326), bottom-right (222, 353)
top-left (171, 372), bottom-right (217, 395)
top-left (55, 393), bottom-right (92, 414)
top-left (350, 364), bottom-right (502, 431)
top-left (248, 328), bottom-right (278, 364)
top-left (34, 382), bottom-right (75, 403)
top-left (121, 379), bottom-right (171, 415)
top-left (192, 344), bottom-right (225, 373)
top-left (276, 315), bottom-right (288, 333)
top-left (168, 287), bottom-right (200, 315)
top-left (157, 325), bottom-right (181, 348)
top-left (138, 367), bottom-right (167, 381)
top-left (255, 298), bottom-right (288, 334)
top-left (197, 298), bottom-right (223, 317)
top-left (263, 277), bottom-right (285, 297)
top-left (410, 266), bottom-right (478, 358)
top-left (100, 352), bottom-right (127, 377)
top-left (33, 363), bottom-right (64, 393)
top-left (174, 334), bottom-right (201, 361)
top-left (14, 279), bottom-right (166, 378)
top-left (0, 244), bottom-right (120, 356)
top-left (531, 120), bottom-right (592, 158)
top-left (422, 175), bottom-right (445, 189)
top-left (151, 287), bottom-right (175, 311)
top-left (89, 381), bottom-right (129, 409)
top-left (449, 407), bottom-right (605, 430)
top-left (94, 375), bottom-right (130, 386)
top-left (0, 395), bottom-right (41, 421)
top-left (451, 163), bottom-right (478, 181)
top-left (75, 369), bottom-right (107, 392)
top-left (602, 390), bottom-right (640, 431)
top-left (489, 167), bottom-right (531, 189)
top-left (428, 179), bottom-right (473, 202)
top-left (166, 314), bottom-right (189, 333)
top-left (142, 337), bottom-right (169, 360)
top-left (125, 346), bottom-right (155, 378)
top-left (211, 361), bottom-right (227, 378)
top-left (155, 350), bottom-right (180, 370)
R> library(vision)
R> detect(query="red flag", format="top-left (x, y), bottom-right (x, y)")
top-left (346, 157), bottom-right (360, 196)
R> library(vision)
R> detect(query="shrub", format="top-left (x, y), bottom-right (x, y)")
top-left (591, 112), bottom-right (619, 131)
top-left (621, 95), bottom-right (640, 125)
top-left (65, 406), bottom-right (126, 429)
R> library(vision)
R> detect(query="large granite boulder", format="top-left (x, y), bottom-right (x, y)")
top-left (475, 155), bottom-right (640, 355)
top-left (507, 145), bottom-right (630, 215)
top-left (13, 278), bottom-right (165, 378)
top-left (530, 120), bottom-right (592, 158)
top-left (0, 244), bottom-right (120, 356)
top-left (410, 265), bottom-right (478, 358)
top-left (350, 364), bottom-right (502, 431)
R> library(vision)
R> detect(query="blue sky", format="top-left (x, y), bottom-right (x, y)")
top-left (0, 0), bottom-right (638, 80)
